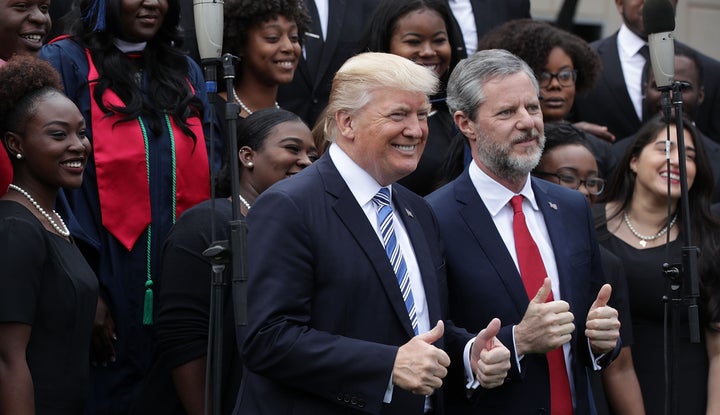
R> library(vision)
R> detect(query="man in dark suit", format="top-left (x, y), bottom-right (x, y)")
top-left (277, 0), bottom-right (379, 128)
top-left (427, 49), bottom-right (622, 414)
top-left (446, 0), bottom-right (530, 57)
top-left (236, 52), bottom-right (511, 415)
top-left (572, 0), bottom-right (720, 142)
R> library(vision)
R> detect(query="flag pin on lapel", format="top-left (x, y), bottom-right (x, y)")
top-left (405, 208), bottom-right (414, 218)
top-left (548, 202), bottom-right (558, 210)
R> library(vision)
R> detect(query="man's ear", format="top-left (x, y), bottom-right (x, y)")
top-left (454, 111), bottom-right (477, 141)
top-left (4, 131), bottom-right (23, 158)
top-left (335, 110), bottom-right (355, 140)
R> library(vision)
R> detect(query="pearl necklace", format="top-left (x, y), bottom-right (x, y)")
top-left (8, 184), bottom-right (70, 237)
top-left (238, 194), bottom-right (252, 211)
top-left (231, 88), bottom-right (279, 115)
top-left (623, 211), bottom-right (677, 247)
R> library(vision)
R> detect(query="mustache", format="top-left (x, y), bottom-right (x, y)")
top-left (510, 131), bottom-right (544, 145)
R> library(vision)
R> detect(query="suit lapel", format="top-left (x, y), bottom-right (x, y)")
top-left (531, 179), bottom-right (577, 309)
top-left (455, 171), bottom-right (529, 314)
top-left (599, 33), bottom-right (641, 126)
top-left (318, 157), bottom-right (418, 338)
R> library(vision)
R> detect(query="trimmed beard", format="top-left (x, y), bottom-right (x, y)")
top-left (475, 129), bottom-right (546, 183)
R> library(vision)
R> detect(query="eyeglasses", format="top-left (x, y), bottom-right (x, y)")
top-left (537, 69), bottom-right (578, 88)
top-left (535, 167), bottom-right (605, 195)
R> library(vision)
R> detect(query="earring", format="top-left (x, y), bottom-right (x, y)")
top-left (247, 161), bottom-right (254, 168)
top-left (16, 153), bottom-right (22, 160)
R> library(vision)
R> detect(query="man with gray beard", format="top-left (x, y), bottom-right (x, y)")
top-left (426, 49), bottom-right (622, 414)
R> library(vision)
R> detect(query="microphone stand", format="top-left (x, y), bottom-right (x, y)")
top-left (660, 81), bottom-right (701, 415)
top-left (201, 53), bottom-right (247, 415)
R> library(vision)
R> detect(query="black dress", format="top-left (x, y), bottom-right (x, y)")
top-left (131, 199), bottom-right (241, 414)
top-left (0, 200), bottom-right (98, 414)
top-left (596, 218), bottom-right (710, 414)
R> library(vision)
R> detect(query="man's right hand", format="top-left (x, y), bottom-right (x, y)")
top-left (514, 278), bottom-right (575, 356)
top-left (393, 320), bottom-right (450, 396)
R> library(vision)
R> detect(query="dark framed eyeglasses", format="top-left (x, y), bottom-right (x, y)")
top-left (535, 167), bottom-right (605, 195)
top-left (537, 69), bottom-right (578, 88)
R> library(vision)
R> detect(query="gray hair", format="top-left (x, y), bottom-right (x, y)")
top-left (323, 52), bottom-right (439, 140)
top-left (446, 49), bottom-right (539, 121)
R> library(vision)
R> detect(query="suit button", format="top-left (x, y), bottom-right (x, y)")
top-left (343, 394), bottom-right (350, 403)
top-left (357, 399), bottom-right (366, 408)
top-left (336, 394), bottom-right (343, 401)
top-left (351, 397), bottom-right (358, 405)
top-left (312, 98), bottom-right (319, 104)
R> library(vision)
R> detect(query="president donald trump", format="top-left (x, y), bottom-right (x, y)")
top-left (235, 52), bottom-right (511, 414)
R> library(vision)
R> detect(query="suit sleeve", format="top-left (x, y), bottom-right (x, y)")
top-left (241, 189), bottom-right (399, 414)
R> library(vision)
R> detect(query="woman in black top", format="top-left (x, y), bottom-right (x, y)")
top-left (597, 114), bottom-right (720, 414)
top-left (0, 55), bottom-right (97, 414)
top-left (133, 108), bottom-right (317, 415)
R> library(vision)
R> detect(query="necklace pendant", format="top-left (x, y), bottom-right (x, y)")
top-left (639, 239), bottom-right (647, 248)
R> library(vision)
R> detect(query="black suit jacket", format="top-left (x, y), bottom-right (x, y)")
top-left (573, 31), bottom-right (720, 141)
top-left (448, 0), bottom-right (530, 56)
top-left (277, 0), bottom-right (380, 127)
top-left (235, 154), bottom-right (470, 414)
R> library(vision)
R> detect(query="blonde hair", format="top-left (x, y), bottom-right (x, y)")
top-left (323, 52), bottom-right (439, 140)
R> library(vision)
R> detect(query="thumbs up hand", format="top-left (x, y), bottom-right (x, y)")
top-left (585, 284), bottom-right (621, 354)
top-left (470, 318), bottom-right (511, 389)
top-left (393, 320), bottom-right (451, 395)
top-left (514, 278), bottom-right (575, 356)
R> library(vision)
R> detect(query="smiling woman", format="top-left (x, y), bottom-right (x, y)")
top-left (0, 55), bottom-right (97, 415)
top-left (220, 0), bottom-right (310, 119)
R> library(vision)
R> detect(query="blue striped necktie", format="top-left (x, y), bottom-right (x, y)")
top-left (373, 187), bottom-right (418, 335)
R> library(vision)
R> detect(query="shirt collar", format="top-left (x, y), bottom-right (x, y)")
top-left (468, 161), bottom-right (537, 216)
top-left (328, 143), bottom-right (388, 207)
top-left (618, 24), bottom-right (647, 59)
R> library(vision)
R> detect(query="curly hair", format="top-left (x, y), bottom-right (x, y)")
top-left (478, 19), bottom-right (601, 95)
top-left (0, 56), bottom-right (63, 136)
top-left (223, 0), bottom-right (311, 60)
top-left (63, 0), bottom-right (202, 141)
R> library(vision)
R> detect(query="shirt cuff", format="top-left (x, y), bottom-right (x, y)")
top-left (384, 375), bottom-right (394, 403)
top-left (463, 337), bottom-right (480, 389)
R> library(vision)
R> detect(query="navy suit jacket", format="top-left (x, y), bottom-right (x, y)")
top-left (426, 170), bottom-right (613, 415)
top-left (277, 0), bottom-right (379, 127)
top-left (236, 154), bottom-right (470, 414)
top-left (572, 32), bottom-right (720, 141)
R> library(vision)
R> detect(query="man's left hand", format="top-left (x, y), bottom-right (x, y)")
top-left (585, 284), bottom-right (621, 354)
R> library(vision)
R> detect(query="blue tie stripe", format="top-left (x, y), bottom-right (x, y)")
top-left (373, 187), bottom-right (418, 335)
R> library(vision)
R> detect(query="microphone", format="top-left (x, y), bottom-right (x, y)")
top-left (193, 0), bottom-right (224, 92)
top-left (643, 0), bottom-right (676, 89)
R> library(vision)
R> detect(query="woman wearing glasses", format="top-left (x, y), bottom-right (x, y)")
top-left (533, 122), bottom-right (645, 415)
top-left (477, 19), bottom-right (615, 177)
top-left (596, 114), bottom-right (720, 414)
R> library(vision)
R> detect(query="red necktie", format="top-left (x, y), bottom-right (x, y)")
top-left (510, 195), bottom-right (573, 414)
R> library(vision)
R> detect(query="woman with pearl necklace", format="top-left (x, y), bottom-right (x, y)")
top-left (0, 55), bottom-right (98, 414)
